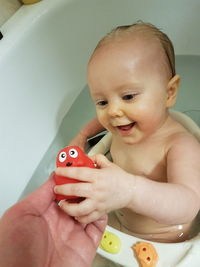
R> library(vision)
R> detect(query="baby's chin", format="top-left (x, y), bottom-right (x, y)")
top-left (112, 134), bottom-right (139, 145)
top-left (121, 138), bottom-right (140, 145)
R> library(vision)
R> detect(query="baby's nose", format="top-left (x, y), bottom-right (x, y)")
top-left (108, 103), bottom-right (123, 117)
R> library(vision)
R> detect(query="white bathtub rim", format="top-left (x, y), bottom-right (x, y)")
top-left (0, 0), bottom-right (73, 59)
top-left (1, 0), bottom-right (200, 60)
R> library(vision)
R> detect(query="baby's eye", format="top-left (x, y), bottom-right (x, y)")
top-left (122, 94), bottom-right (136, 101)
top-left (96, 100), bottom-right (108, 106)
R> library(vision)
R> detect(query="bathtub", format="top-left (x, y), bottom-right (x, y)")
top-left (0, 0), bottom-right (200, 266)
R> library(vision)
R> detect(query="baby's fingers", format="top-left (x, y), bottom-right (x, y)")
top-left (59, 198), bottom-right (95, 217)
top-left (55, 166), bottom-right (96, 182)
top-left (54, 182), bottom-right (92, 198)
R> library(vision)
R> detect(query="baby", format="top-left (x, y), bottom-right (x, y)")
top-left (55, 22), bottom-right (200, 243)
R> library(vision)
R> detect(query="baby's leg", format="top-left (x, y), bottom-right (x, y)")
top-left (108, 211), bottom-right (197, 243)
top-left (108, 211), bottom-right (122, 231)
top-left (92, 253), bottom-right (121, 267)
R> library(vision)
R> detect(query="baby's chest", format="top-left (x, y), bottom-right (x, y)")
top-left (111, 147), bottom-right (167, 181)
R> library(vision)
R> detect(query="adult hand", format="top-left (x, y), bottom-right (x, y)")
top-left (0, 173), bottom-right (107, 267)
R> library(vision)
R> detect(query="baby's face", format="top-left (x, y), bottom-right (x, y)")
top-left (87, 38), bottom-right (172, 144)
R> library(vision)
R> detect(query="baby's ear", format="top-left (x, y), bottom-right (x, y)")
top-left (166, 74), bottom-right (180, 107)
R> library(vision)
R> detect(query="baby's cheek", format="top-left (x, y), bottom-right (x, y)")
top-left (96, 112), bottom-right (107, 126)
top-left (137, 106), bottom-right (163, 130)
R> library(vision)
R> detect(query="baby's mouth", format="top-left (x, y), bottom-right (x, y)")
top-left (117, 122), bottom-right (136, 133)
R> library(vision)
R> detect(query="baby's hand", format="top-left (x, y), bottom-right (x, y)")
top-left (54, 154), bottom-right (133, 224)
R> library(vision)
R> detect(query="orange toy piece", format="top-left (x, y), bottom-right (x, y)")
top-left (132, 242), bottom-right (158, 267)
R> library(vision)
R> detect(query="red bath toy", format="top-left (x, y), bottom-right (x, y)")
top-left (54, 146), bottom-right (95, 201)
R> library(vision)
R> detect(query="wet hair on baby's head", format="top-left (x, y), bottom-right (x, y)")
top-left (93, 21), bottom-right (176, 79)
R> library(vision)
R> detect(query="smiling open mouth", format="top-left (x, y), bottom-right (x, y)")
top-left (117, 122), bottom-right (136, 133)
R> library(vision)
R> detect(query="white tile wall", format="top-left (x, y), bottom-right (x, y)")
top-left (0, 0), bottom-right (21, 26)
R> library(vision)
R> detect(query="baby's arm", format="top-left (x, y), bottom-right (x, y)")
top-left (68, 117), bottom-right (105, 150)
top-left (55, 134), bottom-right (200, 225)
top-left (126, 134), bottom-right (200, 225)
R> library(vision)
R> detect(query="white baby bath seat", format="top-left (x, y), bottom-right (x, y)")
top-left (97, 225), bottom-right (200, 267)
top-left (88, 110), bottom-right (200, 267)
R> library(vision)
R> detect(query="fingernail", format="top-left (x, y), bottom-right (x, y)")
top-left (54, 186), bottom-right (58, 193)
top-left (58, 200), bottom-right (65, 207)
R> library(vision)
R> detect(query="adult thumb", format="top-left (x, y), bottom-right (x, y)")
top-left (17, 173), bottom-right (56, 215)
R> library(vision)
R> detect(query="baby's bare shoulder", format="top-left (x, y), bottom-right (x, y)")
top-left (168, 130), bottom-right (200, 151)
top-left (166, 128), bottom-right (200, 163)
top-left (166, 130), bottom-right (200, 188)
